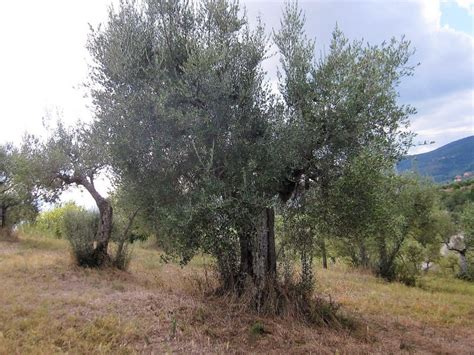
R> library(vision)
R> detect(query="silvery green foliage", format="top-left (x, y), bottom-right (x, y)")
top-left (454, 203), bottom-right (474, 280)
top-left (88, 0), bottom-right (275, 280)
top-left (22, 119), bottom-right (115, 267)
top-left (275, 1), bottom-right (418, 286)
top-left (88, 0), bottom-right (419, 294)
top-left (23, 121), bottom-right (109, 192)
top-left (0, 144), bottom-right (44, 228)
top-left (63, 208), bottom-right (100, 266)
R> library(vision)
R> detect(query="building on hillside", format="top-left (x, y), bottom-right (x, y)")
top-left (454, 175), bottom-right (462, 182)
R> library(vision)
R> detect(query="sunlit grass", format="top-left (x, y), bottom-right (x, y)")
top-left (317, 263), bottom-right (474, 327)
top-left (1, 233), bottom-right (473, 353)
top-left (0, 309), bottom-right (140, 354)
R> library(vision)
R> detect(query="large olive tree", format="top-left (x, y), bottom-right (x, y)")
top-left (87, 0), bottom-right (416, 310)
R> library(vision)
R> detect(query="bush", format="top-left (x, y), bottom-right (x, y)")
top-left (395, 239), bottom-right (424, 286)
top-left (63, 209), bottom-right (100, 267)
top-left (110, 237), bottom-right (133, 270)
top-left (249, 321), bottom-right (265, 336)
top-left (35, 202), bottom-right (83, 239)
top-left (46, 203), bottom-right (133, 270)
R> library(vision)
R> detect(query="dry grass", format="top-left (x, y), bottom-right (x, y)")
top-left (0, 235), bottom-right (473, 354)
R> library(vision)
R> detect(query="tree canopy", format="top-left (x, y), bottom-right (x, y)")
top-left (82, 0), bottom-right (421, 307)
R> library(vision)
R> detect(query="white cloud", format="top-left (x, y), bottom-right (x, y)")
top-left (244, 0), bottom-right (473, 154)
top-left (420, 0), bottom-right (442, 29)
top-left (455, 0), bottom-right (474, 14)
top-left (409, 88), bottom-right (474, 154)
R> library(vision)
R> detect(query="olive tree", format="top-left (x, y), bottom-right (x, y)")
top-left (87, 0), bottom-right (417, 310)
top-left (88, 0), bottom-right (279, 301)
top-left (0, 144), bottom-right (44, 233)
top-left (23, 121), bottom-right (113, 266)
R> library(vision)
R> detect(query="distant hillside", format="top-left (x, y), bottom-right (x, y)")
top-left (397, 136), bottom-right (474, 183)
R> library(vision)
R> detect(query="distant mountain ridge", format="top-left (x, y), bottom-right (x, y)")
top-left (397, 136), bottom-right (474, 183)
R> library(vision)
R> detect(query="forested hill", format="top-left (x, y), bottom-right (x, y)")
top-left (397, 136), bottom-right (474, 183)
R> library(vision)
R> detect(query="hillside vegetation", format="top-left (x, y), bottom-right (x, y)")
top-left (1, 234), bottom-right (473, 354)
top-left (398, 136), bottom-right (474, 183)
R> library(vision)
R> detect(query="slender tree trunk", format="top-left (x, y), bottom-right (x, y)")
top-left (0, 204), bottom-right (6, 229)
top-left (320, 237), bottom-right (328, 269)
top-left (378, 238), bottom-right (396, 281)
top-left (359, 243), bottom-right (369, 268)
top-left (320, 177), bottom-right (330, 270)
top-left (115, 208), bottom-right (140, 267)
top-left (459, 250), bottom-right (468, 277)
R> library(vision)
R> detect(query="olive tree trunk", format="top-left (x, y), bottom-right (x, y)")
top-left (238, 207), bottom-right (277, 311)
top-left (79, 178), bottom-right (113, 265)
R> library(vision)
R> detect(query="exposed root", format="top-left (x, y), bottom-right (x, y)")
top-left (211, 274), bottom-right (355, 330)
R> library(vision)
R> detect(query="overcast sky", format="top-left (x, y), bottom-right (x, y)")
top-left (0, 0), bottom-right (472, 207)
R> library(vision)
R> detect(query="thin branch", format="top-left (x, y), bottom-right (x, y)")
top-left (121, 207), bottom-right (141, 241)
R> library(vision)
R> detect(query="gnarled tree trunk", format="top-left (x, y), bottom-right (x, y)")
top-left (94, 199), bottom-right (113, 264)
top-left (81, 178), bottom-right (113, 265)
top-left (238, 207), bottom-right (277, 311)
top-left (60, 174), bottom-right (113, 267)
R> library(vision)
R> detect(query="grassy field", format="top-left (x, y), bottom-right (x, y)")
top-left (0, 234), bottom-right (473, 354)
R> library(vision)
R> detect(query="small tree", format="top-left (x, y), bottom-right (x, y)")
top-left (0, 143), bottom-right (44, 235)
top-left (23, 121), bottom-right (113, 267)
top-left (445, 202), bottom-right (474, 280)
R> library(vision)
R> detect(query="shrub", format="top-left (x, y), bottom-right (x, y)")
top-left (63, 209), bottom-right (100, 267)
top-left (35, 202), bottom-right (83, 239)
top-left (395, 239), bottom-right (425, 286)
top-left (249, 321), bottom-right (265, 336)
top-left (110, 237), bottom-right (133, 270)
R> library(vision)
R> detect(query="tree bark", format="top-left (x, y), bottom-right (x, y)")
top-left (237, 207), bottom-right (277, 310)
top-left (77, 176), bottom-right (113, 265)
top-left (239, 231), bottom-right (253, 279)
top-left (252, 207), bottom-right (277, 311)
